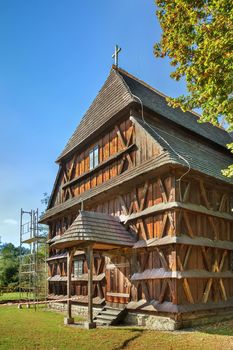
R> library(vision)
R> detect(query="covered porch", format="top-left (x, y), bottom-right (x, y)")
top-left (50, 210), bottom-right (136, 328)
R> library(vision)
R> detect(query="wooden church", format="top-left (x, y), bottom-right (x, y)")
top-left (40, 64), bottom-right (233, 329)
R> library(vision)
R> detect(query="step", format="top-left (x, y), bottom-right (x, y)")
top-left (101, 309), bottom-right (121, 316)
top-left (94, 306), bottom-right (127, 327)
top-left (94, 314), bottom-right (116, 321)
top-left (95, 319), bottom-right (112, 325)
top-left (104, 306), bottom-right (122, 312)
top-left (101, 310), bottom-right (121, 317)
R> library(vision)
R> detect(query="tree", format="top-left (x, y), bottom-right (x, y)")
top-left (0, 243), bottom-right (29, 289)
top-left (154, 0), bottom-right (233, 176)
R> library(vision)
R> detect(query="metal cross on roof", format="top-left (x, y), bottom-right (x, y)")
top-left (112, 45), bottom-right (121, 67)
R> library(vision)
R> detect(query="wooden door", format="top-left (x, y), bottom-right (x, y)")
top-left (105, 255), bottom-right (131, 304)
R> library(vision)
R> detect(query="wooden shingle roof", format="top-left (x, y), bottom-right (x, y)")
top-left (50, 211), bottom-right (136, 249)
top-left (132, 117), bottom-right (233, 185)
top-left (56, 68), bottom-right (134, 162)
top-left (57, 66), bottom-right (232, 163)
top-left (118, 69), bottom-right (232, 150)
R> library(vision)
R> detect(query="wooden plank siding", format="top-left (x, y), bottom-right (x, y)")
top-left (46, 112), bottom-right (233, 315)
top-left (42, 67), bottom-right (233, 323)
top-left (48, 255), bottom-right (106, 301)
top-left (50, 116), bottom-right (160, 209)
top-left (47, 168), bottom-right (233, 309)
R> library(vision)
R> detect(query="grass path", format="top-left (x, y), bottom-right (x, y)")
top-left (1, 306), bottom-right (233, 350)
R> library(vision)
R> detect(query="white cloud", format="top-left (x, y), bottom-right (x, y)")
top-left (3, 219), bottom-right (18, 225)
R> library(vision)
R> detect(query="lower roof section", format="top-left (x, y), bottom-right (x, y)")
top-left (126, 298), bottom-right (233, 314)
top-left (50, 211), bottom-right (136, 250)
top-left (134, 234), bottom-right (233, 251)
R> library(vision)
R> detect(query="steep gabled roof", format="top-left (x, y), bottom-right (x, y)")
top-left (57, 66), bottom-right (232, 163)
top-left (118, 68), bottom-right (232, 150)
top-left (56, 68), bottom-right (134, 162)
top-left (132, 116), bottom-right (233, 185)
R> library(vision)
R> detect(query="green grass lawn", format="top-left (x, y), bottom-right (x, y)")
top-left (1, 305), bottom-right (233, 350)
top-left (0, 292), bottom-right (33, 302)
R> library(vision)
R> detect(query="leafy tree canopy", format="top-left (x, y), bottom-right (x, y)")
top-left (0, 243), bottom-right (29, 288)
top-left (154, 0), bottom-right (233, 176)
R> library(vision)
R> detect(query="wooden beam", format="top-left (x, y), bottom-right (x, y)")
top-left (106, 292), bottom-right (130, 298)
top-left (62, 144), bottom-right (136, 189)
top-left (158, 213), bottom-right (168, 239)
top-left (168, 176), bottom-right (176, 202)
top-left (219, 194), bottom-right (227, 212)
top-left (133, 234), bottom-right (233, 251)
top-left (122, 201), bottom-right (233, 223)
top-left (183, 182), bottom-right (191, 203)
top-left (139, 181), bottom-right (149, 211)
top-left (67, 248), bottom-right (75, 321)
top-left (63, 168), bottom-right (73, 199)
top-left (126, 125), bottom-right (134, 147)
top-left (183, 212), bottom-right (194, 238)
top-left (158, 178), bottom-right (168, 203)
top-left (201, 247), bottom-right (211, 272)
top-left (202, 278), bottom-right (213, 303)
top-left (115, 125), bottom-right (126, 148)
top-left (183, 246), bottom-right (191, 270)
top-left (118, 195), bottom-right (129, 216)
top-left (86, 245), bottom-right (94, 324)
top-left (159, 280), bottom-right (168, 303)
top-left (168, 212), bottom-right (175, 232)
top-left (156, 248), bottom-right (169, 270)
top-left (41, 153), bottom-right (233, 223)
top-left (200, 180), bottom-right (210, 209)
top-left (177, 252), bottom-right (194, 304)
top-left (131, 269), bottom-right (233, 280)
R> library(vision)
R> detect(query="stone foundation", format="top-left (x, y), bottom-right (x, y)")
top-left (49, 302), bottom-right (102, 318)
top-left (49, 302), bottom-right (233, 331)
top-left (125, 312), bottom-right (180, 330)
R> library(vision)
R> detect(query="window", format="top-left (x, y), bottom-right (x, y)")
top-left (73, 260), bottom-right (83, 277)
top-left (89, 145), bottom-right (99, 170)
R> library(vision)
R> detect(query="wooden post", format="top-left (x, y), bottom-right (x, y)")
top-left (64, 249), bottom-right (74, 325)
top-left (130, 251), bottom-right (138, 302)
top-left (84, 245), bottom-right (96, 329)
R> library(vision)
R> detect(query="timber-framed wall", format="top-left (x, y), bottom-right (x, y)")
top-left (41, 66), bottom-right (233, 328)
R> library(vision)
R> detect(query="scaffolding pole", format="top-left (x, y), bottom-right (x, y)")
top-left (19, 209), bottom-right (48, 308)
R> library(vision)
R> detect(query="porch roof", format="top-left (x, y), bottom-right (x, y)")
top-left (50, 211), bottom-right (136, 250)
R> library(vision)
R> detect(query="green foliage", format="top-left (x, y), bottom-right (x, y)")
top-left (0, 243), bottom-right (29, 289)
top-left (154, 0), bottom-right (233, 176)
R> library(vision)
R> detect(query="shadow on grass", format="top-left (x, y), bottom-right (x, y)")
top-left (113, 328), bottom-right (145, 350)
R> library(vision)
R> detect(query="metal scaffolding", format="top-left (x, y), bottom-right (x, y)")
top-left (19, 209), bottom-right (47, 305)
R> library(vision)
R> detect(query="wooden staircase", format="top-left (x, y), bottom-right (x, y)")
top-left (94, 306), bottom-right (127, 326)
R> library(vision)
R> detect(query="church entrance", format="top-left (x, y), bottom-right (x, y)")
top-left (105, 255), bottom-right (131, 304)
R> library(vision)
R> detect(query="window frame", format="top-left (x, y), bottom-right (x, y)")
top-left (89, 145), bottom-right (99, 170)
top-left (73, 259), bottom-right (84, 277)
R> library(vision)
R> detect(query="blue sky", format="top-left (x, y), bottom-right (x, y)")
top-left (0, 0), bottom-right (186, 245)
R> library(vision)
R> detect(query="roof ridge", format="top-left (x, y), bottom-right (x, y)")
top-left (114, 65), bottom-right (226, 131)
top-left (114, 65), bottom-right (169, 100)
top-left (112, 65), bottom-right (137, 103)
